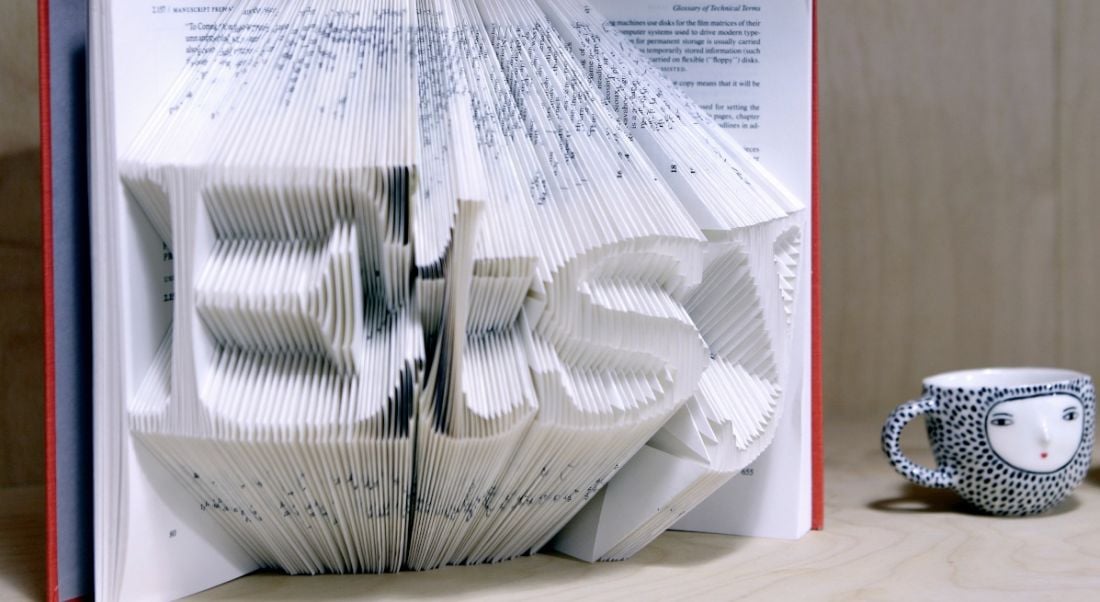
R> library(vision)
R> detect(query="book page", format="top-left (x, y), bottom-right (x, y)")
top-left (94, 2), bottom-right (260, 600)
top-left (591, 0), bottom-right (811, 202)
top-left (590, 0), bottom-right (813, 538)
top-left (92, 3), bottom-right (815, 598)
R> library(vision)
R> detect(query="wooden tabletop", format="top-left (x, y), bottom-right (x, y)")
top-left (6, 413), bottom-right (1100, 600)
top-left (0, 486), bottom-right (45, 601)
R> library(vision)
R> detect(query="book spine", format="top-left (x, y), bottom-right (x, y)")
top-left (38, 0), bottom-right (59, 598)
top-left (811, 0), bottom-right (824, 531)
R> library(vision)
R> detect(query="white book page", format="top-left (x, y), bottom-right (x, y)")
top-left (113, 6), bottom-right (214, 161)
top-left (590, 0), bottom-right (814, 538)
top-left (590, 0), bottom-right (811, 201)
top-left (94, 2), bottom-right (259, 599)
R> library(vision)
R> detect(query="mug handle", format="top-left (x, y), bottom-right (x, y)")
top-left (881, 397), bottom-right (955, 488)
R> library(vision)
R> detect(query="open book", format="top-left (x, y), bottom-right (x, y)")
top-left (41, 0), bottom-right (817, 599)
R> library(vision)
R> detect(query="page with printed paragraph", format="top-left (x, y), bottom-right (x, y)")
top-left (589, 0), bottom-right (814, 539)
top-left (590, 0), bottom-right (812, 200)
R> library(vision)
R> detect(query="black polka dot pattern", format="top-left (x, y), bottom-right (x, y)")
top-left (882, 377), bottom-right (1095, 515)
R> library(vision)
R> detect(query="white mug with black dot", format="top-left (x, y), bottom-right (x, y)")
top-left (882, 367), bottom-right (1095, 515)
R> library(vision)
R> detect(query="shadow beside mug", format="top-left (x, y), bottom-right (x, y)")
top-left (1087, 465), bottom-right (1100, 487)
top-left (869, 483), bottom-right (980, 515)
top-left (869, 483), bottom-right (1081, 517)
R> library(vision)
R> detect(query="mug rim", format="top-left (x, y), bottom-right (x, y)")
top-left (923, 367), bottom-right (1088, 390)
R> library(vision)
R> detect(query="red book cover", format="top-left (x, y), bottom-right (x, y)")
top-left (39, 0), bottom-right (58, 597)
top-left (40, 1), bottom-right (92, 599)
top-left (812, 0), bottom-right (824, 531)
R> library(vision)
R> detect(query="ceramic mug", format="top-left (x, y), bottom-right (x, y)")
top-left (882, 367), bottom-right (1095, 515)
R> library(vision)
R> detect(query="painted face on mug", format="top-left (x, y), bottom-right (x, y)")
top-left (985, 394), bottom-right (1085, 473)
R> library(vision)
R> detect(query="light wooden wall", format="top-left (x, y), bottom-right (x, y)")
top-left (0, 2), bottom-right (39, 156)
top-left (3, 2), bottom-right (1100, 484)
top-left (0, 0), bottom-right (42, 487)
top-left (1057, 1), bottom-right (1100, 404)
top-left (0, 151), bottom-right (43, 487)
top-left (820, 0), bottom-right (1100, 415)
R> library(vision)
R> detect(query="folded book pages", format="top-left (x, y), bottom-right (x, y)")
top-left (97, 0), bottom-right (806, 595)
top-left (542, 0), bottom-right (804, 560)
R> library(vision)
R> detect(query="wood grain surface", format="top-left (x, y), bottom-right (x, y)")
top-left (0, 150), bottom-right (44, 488)
top-left (820, 0), bottom-right (1071, 415)
top-left (0, 486), bottom-right (45, 601)
top-left (1057, 0), bottom-right (1100, 396)
top-left (0, 2), bottom-right (39, 155)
